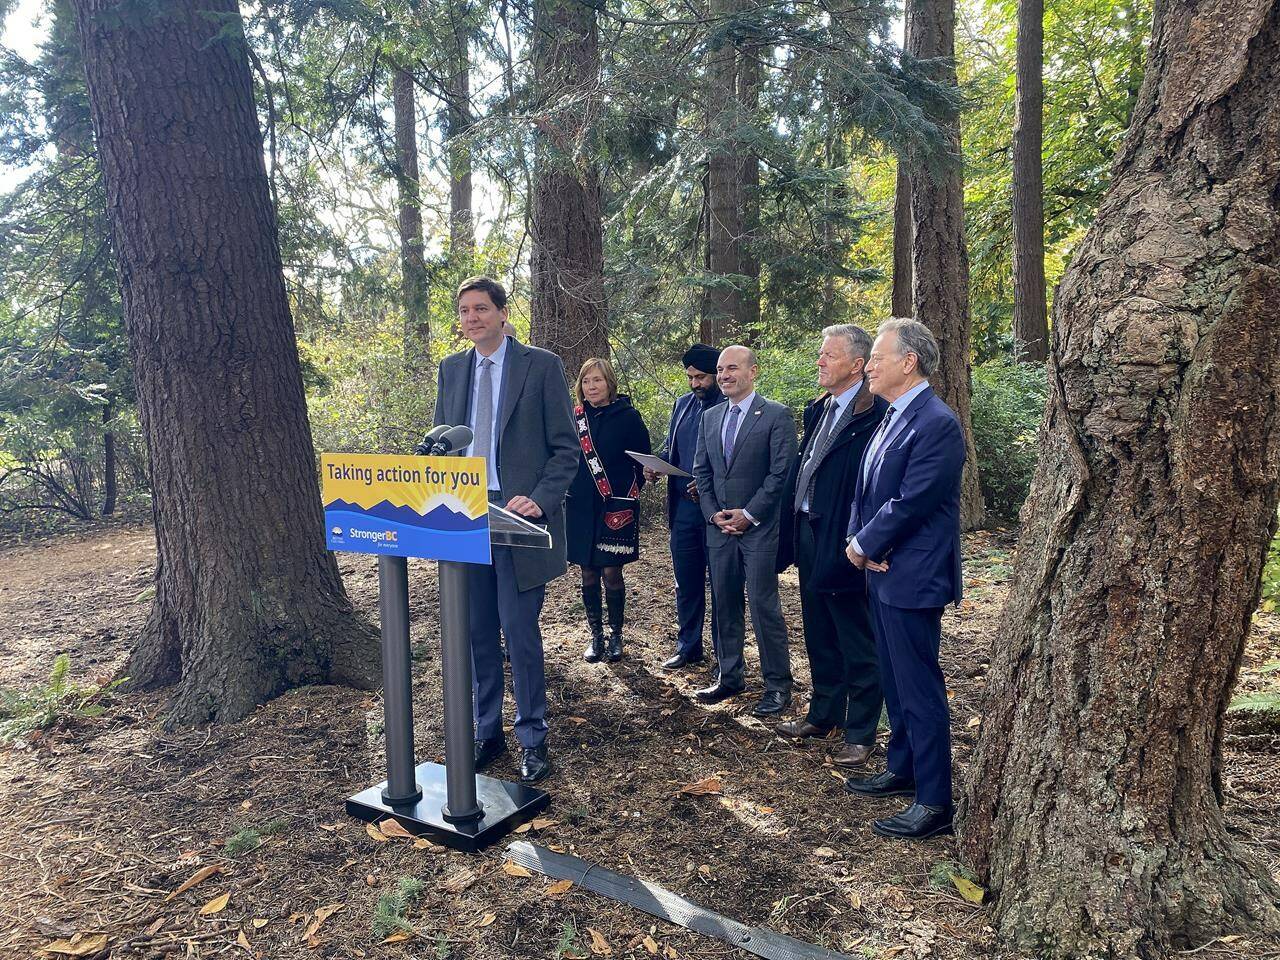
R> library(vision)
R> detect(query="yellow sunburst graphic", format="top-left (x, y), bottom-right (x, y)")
top-left (321, 454), bottom-right (488, 519)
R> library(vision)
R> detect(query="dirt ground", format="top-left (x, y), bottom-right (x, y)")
top-left (0, 521), bottom-right (1276, 960)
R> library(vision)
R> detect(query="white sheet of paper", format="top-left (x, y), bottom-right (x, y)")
top-left (626, 451), bottom-right (693, 478)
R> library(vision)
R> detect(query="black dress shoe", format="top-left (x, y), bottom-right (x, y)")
top-left (520, 745), bottom-right (551, 784)
top-left (694, 681), bottom-right (744, 704)
top-left (751, 689), bottom-right (792, 716)
top-left (844, 770), bottom-right (916, 798)
top-left (871, 803), bottom-right (953, 840)
top-left (474, 736), bottom-right (507, 772)
top-left (662, 651), bottom-right (704, 670)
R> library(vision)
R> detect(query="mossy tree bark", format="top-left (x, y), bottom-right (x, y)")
top-left (72, 0), bottom-right (378, 725)
top-left (529, 0), bottom-right (610, 377)
top-left (905, 0), bottom-right (985, 529)
top-left (960, 0), bottom-right (1280, 953)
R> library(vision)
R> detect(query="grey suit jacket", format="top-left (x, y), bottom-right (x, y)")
top-left (433, 337), bottom-right (579, 590)
top-left (693, 394), bottom-right (798, 537)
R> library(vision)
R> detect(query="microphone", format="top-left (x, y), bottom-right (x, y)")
top-left (432, 425), bottom-right (474, 456)
top-left (414, 425), bottom-right (450, 455)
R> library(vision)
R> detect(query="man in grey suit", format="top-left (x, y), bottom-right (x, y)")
top-left (433, 276), bottom-right (579, 784)
top-left (693, 345), bottom-right (798, 715)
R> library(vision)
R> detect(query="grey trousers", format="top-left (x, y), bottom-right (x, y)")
top-left (707, 525), bottom-right (792, 693)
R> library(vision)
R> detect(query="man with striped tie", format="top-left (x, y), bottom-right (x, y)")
top-left (777, 325), bottom-right (888, 768)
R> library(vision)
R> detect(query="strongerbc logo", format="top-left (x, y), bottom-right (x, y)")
top-left (331, 526), bottom-right (343, 538)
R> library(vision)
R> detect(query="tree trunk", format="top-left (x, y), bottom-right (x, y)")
top-left (905, 0), bottom-right (985, 529)
top-left (703, 0), bottom-right (741, 345)
top-left (1011, 0), bottom-right (1048, 363)
top-left (446, 24), bottom-right (474, 263)
top-left (101, 400), bottom-right (116, 516)
top-left (960, 0), bottom-right (1280, 954)
top-left (737, 34), bottom-right (761, 338)
top-left (71, 0), bottom-right (378, 725)
top-left (393, 64), bottom-right (430, 366)
top-left (891, 166), bottom-right (913, 317)
top-left (529, 0), bottom-right (609, 377)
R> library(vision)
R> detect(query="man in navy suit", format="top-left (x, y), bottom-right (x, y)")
top-left (843, 318), bottom-right (965, 840)
top-left (645, 345), bottom-right (726, 670)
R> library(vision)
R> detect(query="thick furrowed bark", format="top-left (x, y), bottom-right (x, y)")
top-left (961, 0), bottom-right (1280, 954)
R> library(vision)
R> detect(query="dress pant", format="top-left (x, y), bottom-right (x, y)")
top-left (670, 497), bottom-right (717, 660)
top-left (869, 593), bottom-right (952, 808)
top-left (796, 516), bottom-right (882, 745)
top-left (468, 544), bottom-right (548, 749)
top-left (708, 524), bottom-right (792, 694)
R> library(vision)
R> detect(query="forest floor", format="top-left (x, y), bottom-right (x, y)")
top-left (0, 522), bottom-right (1276, 960)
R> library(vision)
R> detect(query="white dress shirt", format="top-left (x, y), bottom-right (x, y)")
top-left (851, 379), bottom-right (931, 556)
top-left (719, 391), bottom-right (759, 525)
top-left (468, 336), bottom-right (508, 491)
top-left (720, 390), bottom-right (757, 454)
top-left (800, 380), bottom-right (862, 512)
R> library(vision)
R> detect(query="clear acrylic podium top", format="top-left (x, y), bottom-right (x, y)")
top-left (488, 502), bottom-right (553, 550)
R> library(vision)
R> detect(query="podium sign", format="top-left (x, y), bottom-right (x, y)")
top-left (321, 453), bottom-right (490, 565)
top-left (322, 445), bottom-right (551, 851)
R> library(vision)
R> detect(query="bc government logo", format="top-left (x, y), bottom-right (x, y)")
top-left (321, 453), bottom-right (490, 564)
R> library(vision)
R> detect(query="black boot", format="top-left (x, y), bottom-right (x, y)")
top-left (605, 587), bottom-right (625, 662)
top-left (582, 582), bottom-right (606, 663)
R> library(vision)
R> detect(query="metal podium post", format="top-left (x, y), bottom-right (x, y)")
top-left (377, 555), bottom-right (423, 806)
top-left (338, 436), bottom-right (554, 852)
top-left (438, 557), bottom-right (482, 822)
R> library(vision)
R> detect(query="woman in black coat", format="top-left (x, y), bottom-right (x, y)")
top-left (566, 357), bottom-right (651, 663)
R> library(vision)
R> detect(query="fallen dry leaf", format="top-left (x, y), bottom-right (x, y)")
top-left (304, 903), bottom-right (343, 947)
top-left (474, 913), bottom-right (497, 928)
top-left (546, 879), bottom-right (574, 896)
top-left (513, 822), bottom-right (532, 834)
top-left (586, 928), bottom-right (612, 956)
top-left (502, 861), bottom-right (534, 878)
top-left (663, 948), bottom-right (678, 960)
top-left (382, 931), bottom-right (414, 944)
top-left (530, 817), bottom-right (558, 830)
top-left (948, 873), bottom-right (986, 904)
top-left (365, 822), bottom-right (389, 842)
top-left (642, 935), bottom-right (660, 955)
top-left (251, 919), bottom-right (269, 929)
top-left (378, 818), bottom-right (415, 840)
top-left (849, 891), bottom-right (863, 909)
top-left (167, 865), bottom-right (222, 901)
top-left (236, 930), bottom-right (251, 952)
top-left (678, 777), bottom-right (722, 796)
top-left (38, 934), bottom-right (109, 957)
top-left (966, 716), bottom-right (982, 729)
top-left (814, 847), bottom-right (836, 858)
top-left (412, 838), bottom-right (443, 851)
top-left (198, 892), bottom-right (230, 916)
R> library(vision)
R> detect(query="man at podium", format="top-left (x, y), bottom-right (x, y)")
top-left (433, 276), bottom-right (579, 784)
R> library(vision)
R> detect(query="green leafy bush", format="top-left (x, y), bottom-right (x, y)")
top-left (0, 654), bottom-right (126, 741)
top-left (970, 359), bottom-right (1049, 520)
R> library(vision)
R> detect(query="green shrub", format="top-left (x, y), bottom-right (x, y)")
top-left (0, 654), bottom-right (126, 741)
top-left (1259, 526), bottom-right (1280, 611)
top-left (372, 875), bottom-right (426, 939)
top-left (970, 359), bottom-right (1048, 520)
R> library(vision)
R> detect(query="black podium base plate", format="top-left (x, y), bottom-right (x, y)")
top-left (346, 762), bottom-right (550, 852)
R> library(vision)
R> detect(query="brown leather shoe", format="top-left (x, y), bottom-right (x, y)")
top-left (833, 743), bottom-right (876, 768)
top-left (775, 719), bottom-right (834, 740)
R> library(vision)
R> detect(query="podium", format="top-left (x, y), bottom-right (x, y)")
top-left (322, 449), bottom-right (554, 851)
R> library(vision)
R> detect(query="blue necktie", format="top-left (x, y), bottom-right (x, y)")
top-left (723, 405), bottom-right (742, 467)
